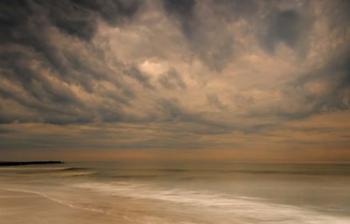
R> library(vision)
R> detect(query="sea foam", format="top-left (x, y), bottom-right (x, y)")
top-left (75, 181), bottom-right (350, 224)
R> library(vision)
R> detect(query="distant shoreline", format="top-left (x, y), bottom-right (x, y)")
top-left (0, 161), bottom-right (64, 166)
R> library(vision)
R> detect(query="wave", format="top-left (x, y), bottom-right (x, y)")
top-left (95, 164), bottom-right (350, 176)
top-left (75, 181), bottom-right (350, 224)
top-left (0, 166), bottom-right (96, 177)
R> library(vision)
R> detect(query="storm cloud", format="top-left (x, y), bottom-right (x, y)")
top-left (0, 0), bottom-right (349, 161)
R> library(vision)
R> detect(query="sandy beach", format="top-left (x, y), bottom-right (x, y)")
top-left (0, 189), bottom-right (117, 224)
top-left (1, 163), bottom-right (350, 224)
top-left (0, 186), bottom-right (208, 224)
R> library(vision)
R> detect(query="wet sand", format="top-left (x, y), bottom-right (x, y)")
top-left (0, 188), bottom-right (206, 224)
top-left (0, 189), bottom-right (116, 224)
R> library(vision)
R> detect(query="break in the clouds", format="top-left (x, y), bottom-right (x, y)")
top-left (0, 0), bottom-right (349, 161)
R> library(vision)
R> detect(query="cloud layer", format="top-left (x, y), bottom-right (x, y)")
top-left (0, 0), bottom-right (349, 161)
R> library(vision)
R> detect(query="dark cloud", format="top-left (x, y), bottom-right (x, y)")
top-left (0, 0), bottom-right (146, 125)
top-left (0, 0), bottom-right (142, 42)
top-left (42, 0), bottom-right (97, 41)
top-left (260, 7), bottom-right (311, 53)
top-left (0, 0), bottom-right (349, 155)
top-left (266, 10), bottom-right (301, 49)
top-left (0, 0), bottom-right (142, 89)
top-left (0, 0), bottom-right (142, 86)
top-left (162, 0), bottom-right (235, 71)
top-left (207, 0), bottom-right (259, 22)
top-left (264, 10), bottom-right (302, 51)
top-left (301, 48), bottom-right (350, 111)
top-left (72, 0), bottom-right (141, 26)
top-left (207, 94), bottom-right (226, 110)
top-left (126, 67), bottom-right (154, 89)
top-left (158, 69), bottom-right (186, 90)
top-left (323, 0), bottom-right (350, 31)
top-left (157, 98), bottom-right (187, 122)
top-left (162, 0), bottom-right (196, 32)
top-left (252, 46), bottom-right (350, 121)
top-left (0, 47), bottom-right (89, 122)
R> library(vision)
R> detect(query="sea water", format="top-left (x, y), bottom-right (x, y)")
top-left (0, 161), bottom-right (349, 224)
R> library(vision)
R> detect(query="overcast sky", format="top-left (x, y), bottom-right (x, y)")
top-left (0, 0), bottom-right (349, 162)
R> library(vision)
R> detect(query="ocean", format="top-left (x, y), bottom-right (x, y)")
top-left (0, 161), bottom-right (349, 224)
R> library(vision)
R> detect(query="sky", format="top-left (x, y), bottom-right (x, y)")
top-left (0, 0), bottom-right (349, 162)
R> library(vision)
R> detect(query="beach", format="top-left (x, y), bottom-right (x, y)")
top-left (0, 162), bottom-right (350, 224)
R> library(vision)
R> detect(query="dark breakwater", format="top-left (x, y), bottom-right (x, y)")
top-left (0, 161), bottom-right (63, 166)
